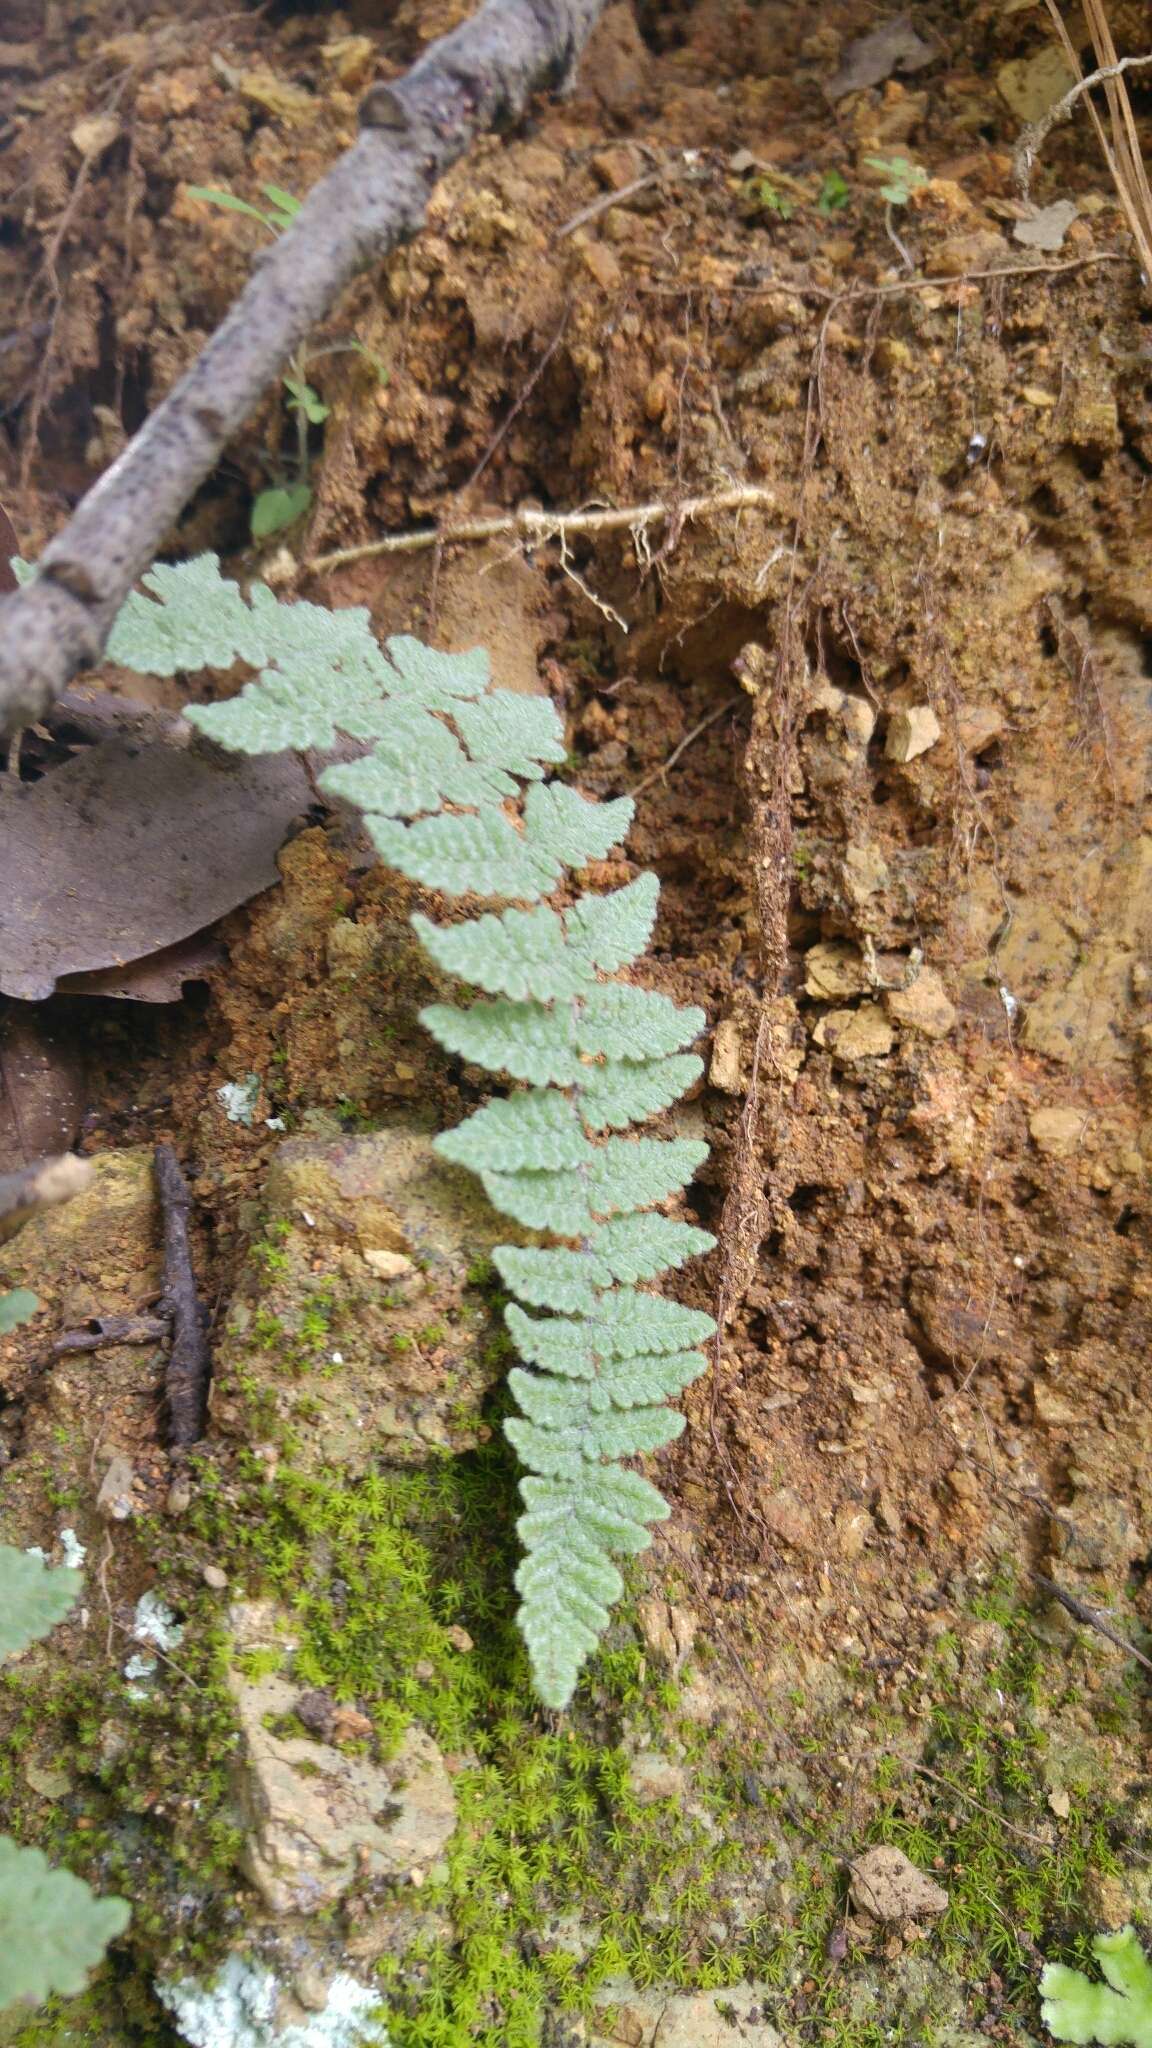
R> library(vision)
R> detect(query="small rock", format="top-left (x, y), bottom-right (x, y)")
top-left (804, 942), bottom-right (868, 1000)
top-left (70, 114), bottom-right (120, 157)
top-left (956, 703), bottom-right (1005, 754)
top-left (709, 1017), bottom-right (743, 1093)
top-left (202, 1564), bottom-right (229, 1591)
top-left (842, 841), bottom-right (890, 901)
top-left (25, 1760), bottom-right (73, 1800)
top-left (1033, 1381), bottom-right (1084, 1428)
top-left (886, 968), bottom-right (957, 1039)
top-left (362, 1248), bottom-right (415, 1280)
top-left (997, 45), bottom-right (1078, 123)
top-left (1048, 1787), bottom-right (1071, 1820)
top-left (166, 1478), bottom-right (192, 1515)
top-left (812, 1005), bottom-right (895, 1061)
top-left (762, 1487), bottom-right (818, 1554)
top-left (628, 1752), bottom-right (690, 1806)
top-left (931, 230), bottom-right (1011, 278)
top-left (885, 705), bottom-right (941, 762)
top-left (1029, 1106), bottom-right (1091, 1159)
top-left (849, 1844), bottom-right (949, 1921)
top-left (579, 239), bottom-right (623, 292)
top-left (635, 1595), bottom-right (696, 1675)
top-left (96, 1453), bottom-right (137, 1522)
top-left (319, 34), bottom-right (375, 88)
top-left (834, 1505), bottom-right (870, 1560)
top-left (444, 1624), bottom-right (474, 1653)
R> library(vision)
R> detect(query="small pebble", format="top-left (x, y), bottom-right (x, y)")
top-left (202, 1564), bottom-right (228, 1591)
top-left (166, 1479), bottom-right (192, 1516)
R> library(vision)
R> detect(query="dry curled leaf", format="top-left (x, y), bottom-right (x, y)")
top-left (0, 735), bottom-right (314, 1000)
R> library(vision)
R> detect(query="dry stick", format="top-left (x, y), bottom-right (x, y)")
top-left (308, 483), bottom-right (777, 572)
top-left (53, 1314), bottom-right (167, 1355)
top-left (626, 694), bottom-right (746, 797)
top-left (1014, 50), bottom-right (1152, 203)
top-left (154, 1144), bottom-right (210, 1449)
top-left (1033, 1572), bottom-right (1152, 1676)
top-left (0, 0), bottom-right (610, 739)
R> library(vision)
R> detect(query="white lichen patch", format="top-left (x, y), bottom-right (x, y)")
top-left (159, 1957), bottom-right (390, 2048)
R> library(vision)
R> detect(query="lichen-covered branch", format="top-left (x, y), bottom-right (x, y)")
top-left (0, 0), bottom-right (607, 740)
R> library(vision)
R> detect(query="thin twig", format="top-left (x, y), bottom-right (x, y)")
top-left (154, 1145), bottom-right (210, 1448)
top-left (1033, 1572), bottom-right (1152, 1675)
top-left (555, 169), bottom-right (665, 239)
top-left (0, 0), bottom-right (611, 738)
top-left (1014, 50), bottom-right (1152, 202)
top-left (912, 1763), bottom-right (1051, 1848)
top-left (308, 483), bottom-right (776, 572)
top-left (626, 695), bottom-right (745, 796)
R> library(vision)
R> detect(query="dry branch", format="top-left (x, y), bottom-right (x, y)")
top-left (308, 484), bottom-right (777, 571)
top-left (0, 0), bottom-right (608, 740)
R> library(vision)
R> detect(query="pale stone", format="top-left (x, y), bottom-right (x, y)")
top-left (635, 1595), bottom-right (696, 1675)
top-left (843, 841), bottom-right (890, 901)
top-left (1033, 1381), bottom-right (1084, 1427)
top-left (229, 1664), bottom-right (456, 1913)
top-left (363, 1248), bottom-right (415, 1279)
top-left (71, 114), bottom-right (121, 157)
top-left (885, 705), bottom-right (941, 762)
top-left (812, 1005), bottom-right (895, 1060)
top-left (1030, 1106), bottom-right (1092, 1158)
top-left (998, 45), bottom-right (1078, 122)
top-left (850, 1844), bottom-right (949, 1921)
top-left (886, 968), bottom-right (957, 1039)
top-left (96, 1453), bottom-right (137, 1522)
top-left (628, 1752), bottom-right (690, 1806)
top-left (804, 941), bottom-right (867, 1000)
top-left (709, 1017), bottom-right (743, 1093)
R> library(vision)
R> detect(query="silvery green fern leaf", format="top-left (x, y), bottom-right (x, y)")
top-left (492, 1246), bottom-right (609, 1315)
top-left (0, 1841), bottom-right (130, 2007)
top-left (578, 1053), bottom-right (703, 1128)
top-left (434, 1090), bottom-right (591, 1173)
top-left (451, 692), bottom-right (567, 779)
top-left (420, 1000), bottom-right (581, 1086)
top-left (412, 905), bottom-right (589, 1002)
top-left (0, 1545), bottom-right (79, 1660)
top-left (565, 872), bottom-right (660, 975)
top-left (383, 634), bottom-right (489, 705)
top-left (589, 1213), bottom-right (716, 1281)
top-left (523, 784), bottom-right (634, 868)
top-left (366, 811), bottom-right (556, 899)
top-left (576, 985), bottom-right (705, 1061)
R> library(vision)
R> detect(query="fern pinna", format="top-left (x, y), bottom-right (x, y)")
top-left (63, 554), bottom-right (716, 1709)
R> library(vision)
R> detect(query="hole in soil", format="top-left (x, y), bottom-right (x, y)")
top-left (1030, 482), bottom-right (1064, 521)
top-left (1114, 1205), bottom-right (1140, 1236)
top-left (788, 1184), bottom-right (825, 1214)
top-left (1070, 445), bottom-right (1104, 481)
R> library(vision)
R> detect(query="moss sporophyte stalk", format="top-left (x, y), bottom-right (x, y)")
top-left (68, 551), bottom-right (717, 1709)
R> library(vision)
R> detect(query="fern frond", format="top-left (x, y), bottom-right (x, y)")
top-left (93, 562), bottom-right (715, 1712)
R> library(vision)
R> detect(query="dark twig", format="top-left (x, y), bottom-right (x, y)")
top-left (53, 1314), bottom-right (167, 1355)
top-left (0, 0), bottom-right (609, 739)
top-left (154, 1144), bottom-right (209, 1447)
top-left (1033, 1572), bottom-right (1152, 1675)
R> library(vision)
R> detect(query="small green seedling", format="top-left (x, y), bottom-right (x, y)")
top-left (1041, 1926), bottom-right (1152, 2046)
top-left (188, 185), bottom-right (390, 541)
top-left (744, 174), bottom-right (795, 220)
top-left (186, 181), bottom-right (301, 234)
top-left (817, 169), bottom-right (850, 215)
top-left (864, 154), bottom-right (929, 207)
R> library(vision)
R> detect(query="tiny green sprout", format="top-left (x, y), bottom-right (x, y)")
top-left (187, 181), bottom-right (301, 235)
top-left (817, 169), bottom-right (850, 215)
top-left (864, 154), bottom-right (929, 207)
top-left (1042, 1926), bottom-right (1152, 2046)
top-left (744, 175), bottom-right (795, 220)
